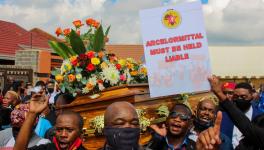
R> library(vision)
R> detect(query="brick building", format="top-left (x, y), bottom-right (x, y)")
top-left (0, 20), bottom-right (63, 83)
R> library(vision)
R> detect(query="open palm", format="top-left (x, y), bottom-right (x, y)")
top-left (29, 94), bottom-right (49, 114)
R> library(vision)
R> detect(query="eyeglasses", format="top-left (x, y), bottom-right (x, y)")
top-left (223, 91), bottom-right (234, 95)
top-left (169, 111), bottom-right (191, 121)
top-left (233, 94), bottom-right (249, 100)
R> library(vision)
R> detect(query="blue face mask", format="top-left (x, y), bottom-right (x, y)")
top-left (103, 127), bottom-right (140, 150)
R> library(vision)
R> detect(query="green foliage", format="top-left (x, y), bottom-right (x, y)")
top-left (156, 105), bottom-right (169, 117)
top-left (136, 109), bottom-right (151, 132)
top-left (92, 25), bottom-right (105, 52)
top-left (69, 30), bottom-right (86, 54)
top-left (49, 41), bottom-right (69, 59)
top-left (89, 115), bottom-right (104, 134)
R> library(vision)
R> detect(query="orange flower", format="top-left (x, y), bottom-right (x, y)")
top-left (63, 28), bottom-right (71, 36)
top-left (126, 63), bottom-right (134, 69)
top-left (55, 27), bottom-right (62, 37)
top-left (72, 20), bottom-right (84, 28)
top-left (86, 18), bottom-right (95, 26)
top-left (130, 71), bottom-right (138, 76)
top-left (140, 67), bottom-right (147, 75)
top-left (68, 74), bottom-right (76, 82)
top-left (92, 21), bottom-right (100, 29)
top-left (97, 51), bottom-right (104, 58)
top-left (55, 74), bottom-right (63, 82)
top-left (86, 83), bottom-right (94, 90)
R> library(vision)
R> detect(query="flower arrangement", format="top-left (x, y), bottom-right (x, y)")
top-left (89, 115), bottom-right (104, 135)
top-left (50, 18), bottom-right (148, 96)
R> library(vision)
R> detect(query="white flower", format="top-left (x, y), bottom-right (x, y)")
top-left (88, 75), bottom-right (97, 86)
top-left (98, 83), bottom-right (105, 91)
top-left (126, 58), bottom-right (136, 63)
top-left (82, 87), bottom-right (90, 94)
top-left (76, 74), bottom-right (82, 81)
top-left (124, 68), bottom-right (131, 83)
top-left (60, 59), bottom-right (71, 74)
top-left (101, 64), bottom-right (120, 86)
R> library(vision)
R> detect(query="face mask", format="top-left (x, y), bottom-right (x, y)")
top-left (47, 88), bottom-right (54, 94)
top-left (193, 117), bottom-right (214, 132)
top-left (103, 127), bottom-right (140, 150)
top-left (234, 99), bottom-right (251, 112)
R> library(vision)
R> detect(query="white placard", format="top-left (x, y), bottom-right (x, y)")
top-left (139, 1), bottom-right (211, 98)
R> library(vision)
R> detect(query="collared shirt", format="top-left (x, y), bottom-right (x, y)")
top-left (232, 105), bottom-right (253, 148)
top-left (165, 136), bottom-right (188, 150)
top-left (188, 128), bottom-right (198, 142)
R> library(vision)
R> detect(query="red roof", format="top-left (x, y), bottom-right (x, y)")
top-left (105, 45), bottom-right (144, 61)
top-left (0, 20), bottom-right (61, 58)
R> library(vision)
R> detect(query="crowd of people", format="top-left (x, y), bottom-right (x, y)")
top-left (0, 76), bottom-right (264, 150)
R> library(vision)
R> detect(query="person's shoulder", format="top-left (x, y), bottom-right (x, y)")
top-left (0, 127), bottom-right (12, 136)
top-left (78, 145), bottom-right (88, 150)
top-left (36, 138), bottom-right (51, 145)
top-left (28, 143), bottom-right (56, 150)
top-left (252, 102), bottom-right (263, 115)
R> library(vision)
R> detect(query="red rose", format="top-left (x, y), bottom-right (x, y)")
top-left (86, 51), bottom-right (95, 59)
top-left (86, 63), bottom-right (95, 71)
top-left (71, 59), bottom-right (78, 66)
top-left (79, 54), bottom-right (87, 60)
top-left (115, 64), bottom-right (121, 70)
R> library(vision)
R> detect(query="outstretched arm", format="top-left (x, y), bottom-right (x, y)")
top-left (208, 75), bottom-right (264, 148)
top-left (14, 94), bottom-right (49, 150)
top-left (196, 111), bottom-right (222, 150)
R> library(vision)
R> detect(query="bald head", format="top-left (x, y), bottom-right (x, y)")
top-left (104, 101), bottom-right (139, 128)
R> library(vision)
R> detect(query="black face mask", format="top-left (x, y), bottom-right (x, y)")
top-left (47, 88), bottom-right (54, 94)
top-left (103, 127), bottom-right (140, 150)
top-left (193, 117), bottom-right (214, 132)
top-left (234, 99), bottom-right (251, 112)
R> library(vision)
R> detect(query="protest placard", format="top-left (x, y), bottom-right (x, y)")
top-left (139, 1), bottom-right (211, 97)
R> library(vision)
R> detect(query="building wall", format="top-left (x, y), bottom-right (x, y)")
top-left (15, 49), bottom-right (51, 84)
top-left (209, 46), bottom-right (264, 78)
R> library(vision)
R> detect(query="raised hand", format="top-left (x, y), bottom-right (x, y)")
top-left (150, 124), bottom-right (167, 137)
top-left (208, 75), bottom-right (227, 101)
top-left (196, 111), bottom-right (222, 150)
top-left (29, 93), bottom-right (49, 114)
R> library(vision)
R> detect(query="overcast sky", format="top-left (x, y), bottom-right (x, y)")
top-left (1, 0), bottom-right (264, 45)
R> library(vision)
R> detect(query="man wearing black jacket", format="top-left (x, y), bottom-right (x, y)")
top-left (198, 75), bottom-right (264, 150)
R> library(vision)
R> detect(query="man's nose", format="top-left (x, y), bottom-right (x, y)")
top-left (60, 129), bottom-right (68, 137)
top-left (204, 110), bottom-right (210, 115)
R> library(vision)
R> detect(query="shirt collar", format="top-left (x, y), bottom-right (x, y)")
top-left (165, 135), bottom-right (189, 150)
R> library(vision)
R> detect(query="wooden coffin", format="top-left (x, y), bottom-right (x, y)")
top-left (58, 84), bottom-right (211, 150)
